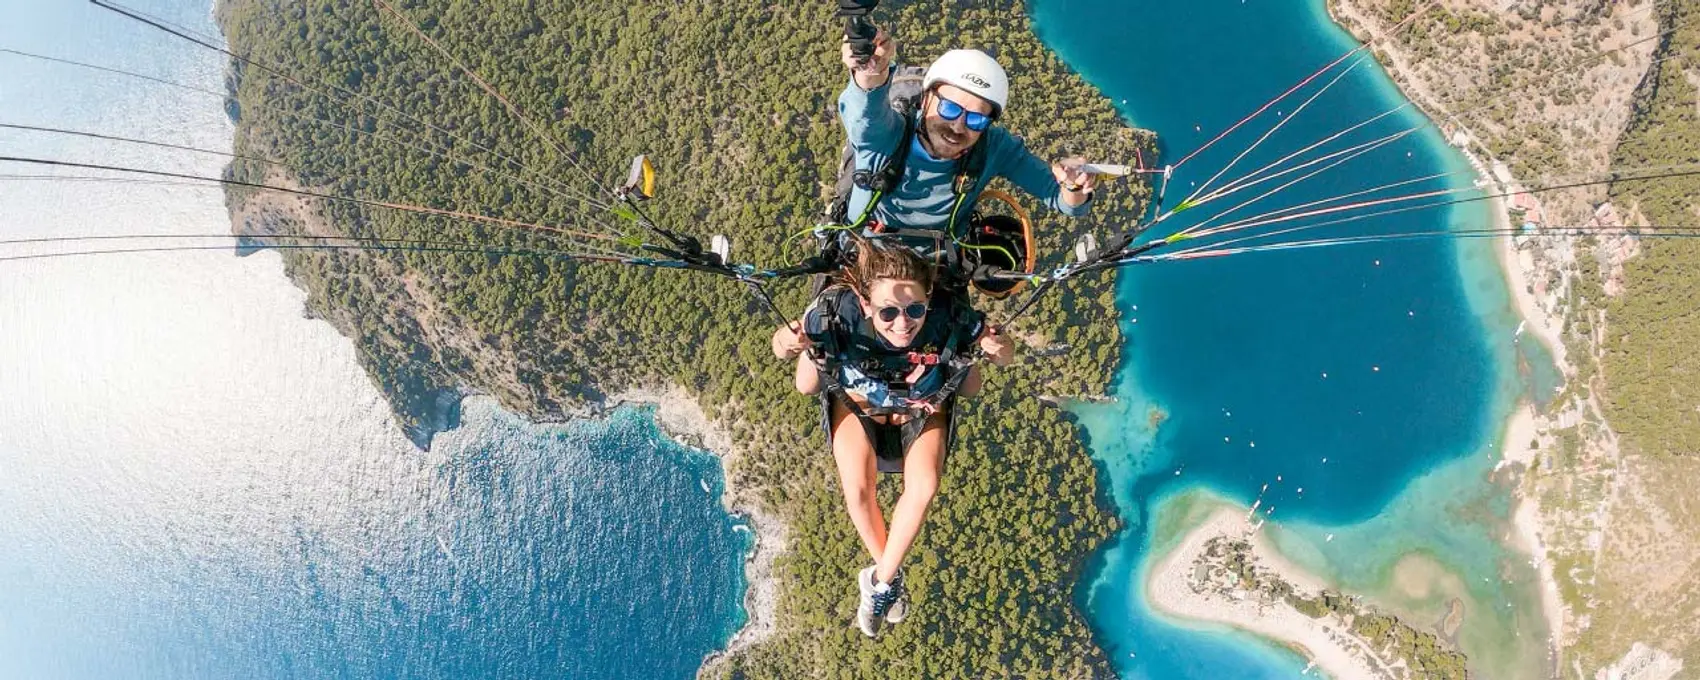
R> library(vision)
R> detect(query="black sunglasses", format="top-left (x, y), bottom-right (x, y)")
top-left (876, 302), bottom-right (929, 323)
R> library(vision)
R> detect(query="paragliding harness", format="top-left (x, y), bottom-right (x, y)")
top-left (822, 66), bottom-right (1035, 298)
top-left (807, 68), bottom-right (1034, 472)
top-left (824, 66), bottom-right (1004, 291)
top-left (806, 283), bottom-right (984, 474)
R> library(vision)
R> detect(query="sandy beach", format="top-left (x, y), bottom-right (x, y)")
top-left (1146, 508), bottom-right (1401, 680)
top-left (1496, 225), bottom-right (1571, 372)
top-left (604, 385), bottom-right (785, 668)
top-left (1499, 401), bottom-right (1568, 659)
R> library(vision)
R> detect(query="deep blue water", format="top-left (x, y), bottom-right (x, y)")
top-left (1031, 0), bottom-right (1512, 676)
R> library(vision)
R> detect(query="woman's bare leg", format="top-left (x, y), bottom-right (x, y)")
top-left (874, 410), bottom-right (949, 584)
top-left (830, 399), bottom-right (887, 562)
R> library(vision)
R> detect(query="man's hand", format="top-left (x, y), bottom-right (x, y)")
top-left (979, 328), bottom-right (1015, 367)
top-left (843, 28), bottom-right (894, 90)
top-left (1052, 156), bottom-right (1097, 207)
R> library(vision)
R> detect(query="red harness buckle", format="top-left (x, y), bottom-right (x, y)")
top-left (906, 352), bottom-right (941, 366)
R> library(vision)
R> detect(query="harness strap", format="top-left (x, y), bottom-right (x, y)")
top-left (903, 354), bottom-right (978, 413)
top-left (849, 113), bottom-right (985, 235)
top-left (811, 290), bottom-right (979, 439)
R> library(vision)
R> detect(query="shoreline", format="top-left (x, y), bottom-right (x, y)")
top-left (1145, 508), bottom-right (1401, 680)
top-left (600, 385), bottom-right (784, 669)
top-left (1429, 53), bottom-right (1573, 680)
top-left (428, 386), bottom-right (786, 666)
top-left (1459, 126), bottom-right (1572, 666)
top-left (1326, 0), bottom-right (1571, 666)
top-left (1496, 400), bottom-right (1568, 669)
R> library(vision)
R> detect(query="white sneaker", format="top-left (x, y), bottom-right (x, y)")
top-left (855, 566), bottom-right (883, 638)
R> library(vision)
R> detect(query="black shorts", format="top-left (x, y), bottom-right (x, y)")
top-left (820, 391), bottom-right (956, 474)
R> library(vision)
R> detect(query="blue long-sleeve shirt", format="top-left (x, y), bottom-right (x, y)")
top-left (837, 71), bottom-right (1092, 232)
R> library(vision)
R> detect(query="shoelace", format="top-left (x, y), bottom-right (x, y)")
top-left (870, 578), bottom-right (904, 616)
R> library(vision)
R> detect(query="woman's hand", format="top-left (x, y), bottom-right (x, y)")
top-left (772, 322), bottom-right (813, 360)
top-left (843, 28), bottom-right (894, 90)
top-left (979, 328), bottom-right (1015, 367)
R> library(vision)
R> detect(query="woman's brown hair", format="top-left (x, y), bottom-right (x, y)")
top-left (835, 234), bottom-right (935, 298)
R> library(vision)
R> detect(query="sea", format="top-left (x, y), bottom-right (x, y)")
top-left (1031, 0), bottom-right (1557, 678)
top-left (2, 0), bottom-right (1560, 678)
top-left (0, 2), bottom-right (748, 678)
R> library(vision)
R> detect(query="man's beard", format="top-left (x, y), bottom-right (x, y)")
top-left (920, 120), bottom-right (976, 160)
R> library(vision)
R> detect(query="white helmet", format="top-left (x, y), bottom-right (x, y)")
top-left (923, 49), bottom-right (1009, 115)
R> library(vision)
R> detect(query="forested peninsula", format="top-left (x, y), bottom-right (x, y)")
top-left (218, 0), bottom-right (1154, 676)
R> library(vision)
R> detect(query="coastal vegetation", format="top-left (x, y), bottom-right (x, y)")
top-left (1198, 536), bottom-right (1470, 679)
top-left (1518, 0), bottom-right (1700, 669)
top-left (1333, 0), bottom-right (1659, 225)
top-left (1567, 0), bottom-right (1700, 668)
top-left (217, 0), bottom-right (1154, 676)
top-left (1602, 0), bottom-right (1700, 460)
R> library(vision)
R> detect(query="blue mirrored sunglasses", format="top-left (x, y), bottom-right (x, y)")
top-left (935, 97), bottom-right (993, 132)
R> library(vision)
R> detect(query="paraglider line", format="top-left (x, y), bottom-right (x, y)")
top-left (85, 0), bottom-right (598, 209)
top-left (0, 46), bottom-right (625, 229)
top-left (1167, 165), bottom-right (1700, 255)
top-left (0, 155), bottom-right (622, 246)
top-left (1168, 1), bottom-right (1434, 171)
